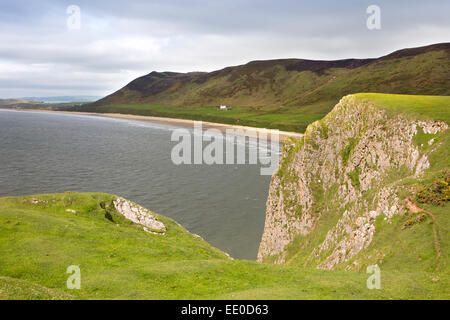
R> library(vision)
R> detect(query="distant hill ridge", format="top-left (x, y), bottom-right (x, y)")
top-left (97, 43), bottom-right (449, 103)
top-left (84, 42), bottom-right (450, 132)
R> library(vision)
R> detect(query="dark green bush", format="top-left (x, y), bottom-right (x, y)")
top-left (416, 170), bottom-right (450, 206)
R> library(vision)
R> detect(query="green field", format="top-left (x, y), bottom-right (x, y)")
top-left (0, 191), bottom-right (448, 300)
top-left (355, 93), bottom-right (450, 123)
top-left (86, 102), bottom-right (328, 133)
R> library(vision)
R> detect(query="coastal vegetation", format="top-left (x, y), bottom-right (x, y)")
top-left (0, 190), bottom-right (447, 299)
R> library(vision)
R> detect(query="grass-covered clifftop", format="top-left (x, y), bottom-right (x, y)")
top-left (258, 93), bottom-right (449, 282)
top-left (78, 43), bottom-right (450, 132)
top-left (1, 192), bottom-right (447, 299)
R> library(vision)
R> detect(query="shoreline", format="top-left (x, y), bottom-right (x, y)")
top-left (1, 108), bottom-right (304, 142)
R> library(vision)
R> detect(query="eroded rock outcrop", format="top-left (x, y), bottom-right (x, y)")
top-left (113, 197), bottom-right (166, 234)
top-left (257, 94), bottom-right (448, 269)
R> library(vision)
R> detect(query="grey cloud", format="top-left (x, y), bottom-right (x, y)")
top-left (0, 0), bottom-right (448, 98)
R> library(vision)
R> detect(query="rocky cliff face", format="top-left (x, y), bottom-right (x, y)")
top-left (257, 94), bottom-right (448, 270)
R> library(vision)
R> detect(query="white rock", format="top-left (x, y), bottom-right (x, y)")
top-left (369, 210), bottom-right (378, 221)
top-left (113, 197), bottom-right (166, 234)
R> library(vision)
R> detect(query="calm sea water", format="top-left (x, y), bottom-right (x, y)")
top-left (0, 109), bottom-right (274, 260)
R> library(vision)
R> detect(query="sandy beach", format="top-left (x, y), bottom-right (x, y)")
top-left (2, 108), bottom-right (304, 142)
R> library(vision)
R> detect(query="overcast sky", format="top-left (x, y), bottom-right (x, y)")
top-left (0, 0), bottom-right (448, 98)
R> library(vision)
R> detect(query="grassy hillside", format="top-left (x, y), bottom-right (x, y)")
top-left (355, 93), bottom-right (450, 123)
top-left (0, 191), bottom-right (447, 299)
top-left (79, 43), bottom-right (450, 132)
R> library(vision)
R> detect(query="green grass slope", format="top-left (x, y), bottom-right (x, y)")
top-left (80, 43), bottom-right (450, 132)
top-left (0, 191), bottom-right (448, 299)
top-left (355, 93), bottom-right (450, 123)
top-left (0, 276), bottom-right (74, 300)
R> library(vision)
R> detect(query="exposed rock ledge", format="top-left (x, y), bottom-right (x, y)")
top-left (113, 197), bottom-right (166, 234)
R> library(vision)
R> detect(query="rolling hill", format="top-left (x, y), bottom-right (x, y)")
top-left (83, 43), bottom-right (450, 132)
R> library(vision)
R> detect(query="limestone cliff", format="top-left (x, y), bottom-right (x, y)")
top-left (257, 94), bottom-right (448, 270)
